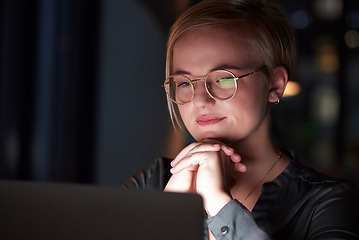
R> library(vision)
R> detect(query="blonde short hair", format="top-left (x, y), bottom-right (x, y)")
top-left (165, 0), bottom-right (297, 127)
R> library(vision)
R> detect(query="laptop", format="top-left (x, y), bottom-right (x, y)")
top-left (0, 180), bottom-right (204, 240)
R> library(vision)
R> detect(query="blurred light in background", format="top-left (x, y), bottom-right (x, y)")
top-left (311, 87), bottom-right (340, 127)
top-left (345, 11), bottom-right (359, 28)
top-left (345, 30), bottom-right (359, 49)
top-left (291, 10), bottom-right (312, 29)
top-left (314, 37), bottom-right (340, 74)
top-left (283, 81), bottom-right (301, 97)
top-left (314, 0), bottom-right (343, 21)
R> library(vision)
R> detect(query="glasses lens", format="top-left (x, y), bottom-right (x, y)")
top-left (205, 71), bottom-right (237, 100)
top-left (166, 75), bottom-right (194, 104)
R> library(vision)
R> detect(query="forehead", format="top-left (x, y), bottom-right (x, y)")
top-left (172, 27), bottom-right (262, 74)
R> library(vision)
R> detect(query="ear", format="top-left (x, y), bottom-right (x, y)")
top-left (267, 66), bottom-right (288, 103)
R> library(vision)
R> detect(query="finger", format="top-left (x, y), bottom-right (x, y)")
top-left (233, 162), bottom-right (247, 172)
top-left (171, 151), bottom-right (210, 174)
top-left (229, 152), bottom-right (242, 163)
top-left (201, 139), bottom-right (235, 158)
top-left (171, 164), bottom-right (198, 173)
top-left (220, 144), bottom-right (235, 156)
top-left (171, 142), bottom-right (200, 167)
top-left (171, 143), bottom-right (221, 167)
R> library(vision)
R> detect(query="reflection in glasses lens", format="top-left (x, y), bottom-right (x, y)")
top-left (204, 70), bottom-right (237, 101)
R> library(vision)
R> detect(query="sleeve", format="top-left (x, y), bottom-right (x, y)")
top-left (121, 157), bottom-right (172, 191)
top-left (206, 200), bottom-right (270, 240)
top-left (306, 182), bottom-right (359, 240)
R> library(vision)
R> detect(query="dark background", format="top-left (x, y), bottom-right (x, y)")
top-left (1, 0), bottom-right (358, 186)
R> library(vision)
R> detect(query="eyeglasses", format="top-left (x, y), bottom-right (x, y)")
top-left (163, 67), bottom-right (266, 105)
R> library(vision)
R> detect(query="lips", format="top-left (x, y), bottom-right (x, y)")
top-left (196, 115), bottom-right (226, 126)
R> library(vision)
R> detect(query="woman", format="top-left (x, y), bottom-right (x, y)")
top-left (123, 0), bottom-right (359, 239)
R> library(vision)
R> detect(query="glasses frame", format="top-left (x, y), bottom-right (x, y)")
top-left (163, 67), bottom-right (266, 105)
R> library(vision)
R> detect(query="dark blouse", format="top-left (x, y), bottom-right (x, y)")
top-left (122, 153), bottom-right (359, 239)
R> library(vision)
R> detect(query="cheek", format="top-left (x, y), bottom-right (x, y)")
top-left (178, 106), bottom-right (191, 126)
top-left (247, 86), bottom-right (270, 121)
top-left (244, 79), bottom-right (269, 107)
top-left (230, 84), bottom-right (269, 120)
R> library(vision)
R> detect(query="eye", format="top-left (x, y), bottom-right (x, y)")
top-left (217, 78), bottom-right (236, 88)
top-left (177, 81), bottom-right (191, 88)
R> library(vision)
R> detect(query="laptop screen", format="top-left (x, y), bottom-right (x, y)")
top-left (0, 180), bottom-right (204, 240)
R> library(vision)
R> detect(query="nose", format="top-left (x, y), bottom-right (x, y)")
top-left (192, 80), bottom-right (215, 106)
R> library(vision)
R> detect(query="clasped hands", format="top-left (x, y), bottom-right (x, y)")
top-left (164, 139), bottom-right (247, 217)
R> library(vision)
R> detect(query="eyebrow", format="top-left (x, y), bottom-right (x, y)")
top-left (173, 64), bottom-right (242, 76)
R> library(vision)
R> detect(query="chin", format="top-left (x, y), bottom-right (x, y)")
top-left (195, 131), bottom-right (228, 142)
top-left (193, 131), bottom-right (243, 144)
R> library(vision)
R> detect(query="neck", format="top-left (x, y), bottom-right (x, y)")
top-left (228, 114), bottom-right (278, 169)
top-left (222, 110), bottom-right (290, 210)
top-left (227, 112), bottom-right (289, 195)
